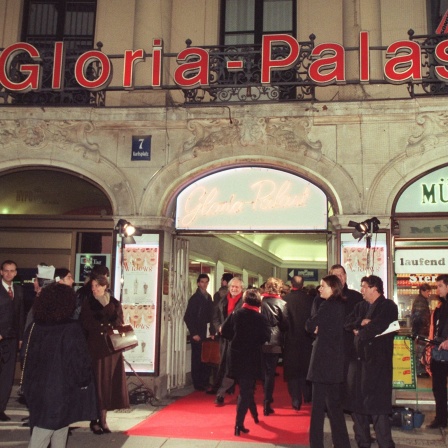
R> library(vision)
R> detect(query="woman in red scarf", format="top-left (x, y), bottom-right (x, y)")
top-left (221, 289), bottom-right (271, 435)
top-left (260, 277), bottom-right (289, 415)
top-left (212, 277), bottom-right (245, 405)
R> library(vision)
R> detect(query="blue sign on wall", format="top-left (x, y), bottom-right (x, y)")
top-left (132, 135), bottom-right (151, 161)
top-left (287, 268), bottom-right (319, 281)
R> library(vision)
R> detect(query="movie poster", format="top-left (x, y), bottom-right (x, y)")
top-left (114, 233), bottom-right (161, 374)
top-left (340, 233), bottom-right (388, 294)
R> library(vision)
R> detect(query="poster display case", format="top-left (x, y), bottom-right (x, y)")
top-left (113, 232), bottom-right (163, 375)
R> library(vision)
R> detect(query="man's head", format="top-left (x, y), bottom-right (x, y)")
top-left (197, 273), bottom-right (210, 292)
top-left (221, 273), bottom-right (234, 287)
top-left (329, 264), bottom-right (347, 287)
top-left (1, 260), bottom-right (17, 285)
top-left (360, 275), bottom-right (383, 303)
top-left (228, 277), bottom-right (244, 297)
top-left (419, 283), bottom-right (432, 300)
top-left (436, 275), bottom-right (448, 300)
top-left (291, 275), bottom-right (304, 290)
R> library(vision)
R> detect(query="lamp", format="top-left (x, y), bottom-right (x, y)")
top-left (348, 217), bottom-right (381, 247)
top-left (116, 219), bottom-right (136, 237)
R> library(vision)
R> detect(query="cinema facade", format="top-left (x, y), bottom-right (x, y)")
top-left (1, 0), bottom-right (448, 396)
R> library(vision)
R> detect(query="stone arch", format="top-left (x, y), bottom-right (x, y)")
top-left (367, 113), bottom-right (448, 215)
top-left (0, 116), bottom-right (136, 215)
top-left (140, 150), bottom-right (362, 220)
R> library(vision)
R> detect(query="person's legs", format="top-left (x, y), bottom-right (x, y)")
top-left (49, 427), bottom-right (70, 448)
top-left (287, 377), bottom-right (301, 409)
top-left (325, 383), bottom-right (350, 448)
top-left (371, 414), bottom-right (395, 448)
top-left (0, 339), bottom-right (17, 414)
top-left (216, 376), bottom-right (235, 398)
top-left (28, 427), bottom-right (54, 448)
top-left (309, 382), bottom-right (325, 448)
top-left (351, 413), bottom-right (372, 448)
top-left (235, 377), bottom-right (253, 427)
top-left (263, 353), bottom-right (279, 403)
top-left (430, 360), bottom-right (448, 425)
top-left (191, 340), bottom-right (203, 389)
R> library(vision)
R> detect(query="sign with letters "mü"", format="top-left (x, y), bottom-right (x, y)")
top-left (287, 268), bottom-right (318, 281)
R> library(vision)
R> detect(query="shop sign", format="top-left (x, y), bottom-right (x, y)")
top-left (397, 218), bottom-right (448, 238)
top-left (1, 32), bottom-right (448, 92)
top-left (175, 167), bottom-right (327, 231)
top-left (393, 335), bottom-right (416, 389)
top-left (395, 249), bottom-right (447, 274)
top-left (395, 167), bottom-right (448, 213)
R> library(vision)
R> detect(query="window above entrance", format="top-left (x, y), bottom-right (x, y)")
top-left (175, 167), bottom-right (328, 231)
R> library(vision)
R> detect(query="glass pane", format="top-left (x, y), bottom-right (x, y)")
top-left (225, 0), bottom-right (254, 32)
top-left (28, 3), bottom-right (58, 36)
top-left (225, 34), bottom-right (254, 45)
top-left (263, 0), bottom-right (293, 32)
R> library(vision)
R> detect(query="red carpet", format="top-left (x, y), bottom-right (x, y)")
top-left (127, 374), bottom-right (311, 445)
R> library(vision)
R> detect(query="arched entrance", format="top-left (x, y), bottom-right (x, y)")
top-left (167, 166), bottom-right (335, 390)
top-left (0, 167), bottom-right (114, 308)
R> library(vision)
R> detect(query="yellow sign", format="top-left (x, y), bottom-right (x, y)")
top-left (393, 335), bottom-right (416, 389)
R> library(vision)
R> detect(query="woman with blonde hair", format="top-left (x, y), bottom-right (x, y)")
top-left (260, 277), bottom-right (288, 416)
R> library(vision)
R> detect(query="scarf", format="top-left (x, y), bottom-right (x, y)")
top-left (261, 293), bottom-right (282, 299)
top-left (227, 292), bottom-right (242, 314)
top-left (94, 291), bottom-right (110, 307)
top-left (242, 303), bottom-right (260, 312)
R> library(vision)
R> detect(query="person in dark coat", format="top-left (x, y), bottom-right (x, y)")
top-left (283, 275), bottom-right (313, 410)
top-left (212, 277), bottom-right (244, 405)
top-left (80, 274), bottom-right (129, 435)
top-left (260, 277), bottom-right (288, 416)
top-left (345, 275), bottom-right (398, 448)
top-left (23, 283), bottom-right (97, 448)
top-left (306, 275), bottom-right (350, 448)
top-left (427, 275), bottom-right (448, 429)
top-left (410, 283), bottom-right (431, 377)
top-left (221, 289), bottom-right (271, 436)
top-left (0, 259), bottom-right (24, 422)
top-left (183, 273), bottom-right (215, 391)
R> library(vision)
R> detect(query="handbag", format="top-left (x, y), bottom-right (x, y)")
top-left (105, 325), bottom-right (138, 353)
top-left (431, 346), bottom-right (448, 362)
top-left (201, 338), bottom-right (220, 365)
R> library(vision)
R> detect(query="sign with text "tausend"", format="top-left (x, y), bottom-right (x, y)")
top-left (1, 32), bottom-right (447, 93)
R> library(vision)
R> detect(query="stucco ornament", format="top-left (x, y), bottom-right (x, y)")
top-left (182, 116), bottom-right (321, 159)
top-left (407, 112), bottom-right (448, 155)
top-left (0, 119), bottom-right (100, 160)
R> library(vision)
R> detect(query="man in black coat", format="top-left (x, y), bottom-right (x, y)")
top-left (345, 275), bottom-right (398, 448)
top-left (427, 274), bottom-right (448, 428)
top-left (282, 275), bottom-right (313, 410)
top-left (0, 259), bottom-right (24, 421)
top-left (184, 273), bottom-right (215, 391)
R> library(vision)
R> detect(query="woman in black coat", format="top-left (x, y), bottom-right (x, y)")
top-left (221, 289), bottom-right (271, 436)
top-left (80, 274), bottom-right (129, 434)
top-left (23, 283), bottom-right (98, 448)
top-left (306, 275), bottom-right (350, 448)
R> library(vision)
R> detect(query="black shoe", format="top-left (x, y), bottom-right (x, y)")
top-left (234, 425), bottom-right (250, 436)
top-left (89, 421), bottom-right (103, 435)
top-left (263, 400), bottom-right (274, 416)
top-left (292, 399), bottom-right (301, 411)
top-left (426, 419), bottom-right (447, 429)
top-left (0, 412), bottom-right (11, 421)
top-left (215, 395), bottom-right (225, 406)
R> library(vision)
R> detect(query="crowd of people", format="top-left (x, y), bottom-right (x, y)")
top-left (0, 259), bottom-right (129, 448)
top-left (3, 255), bottom-right (448, 448)
top-left (184, 267), bottom-right (405, 448)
